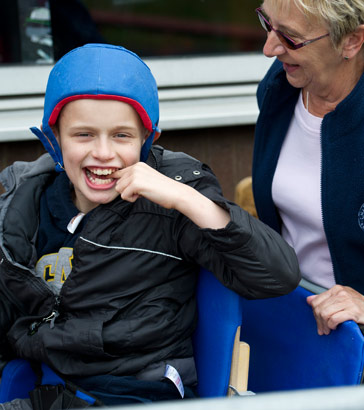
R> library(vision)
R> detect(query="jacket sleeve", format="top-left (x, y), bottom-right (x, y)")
top-left (0, 289), bottom-right (20, 373)
top-left (175, 163), bottom-right (301, 300)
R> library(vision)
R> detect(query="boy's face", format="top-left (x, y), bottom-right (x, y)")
top-left (53, 99), bottom-right (147, 213)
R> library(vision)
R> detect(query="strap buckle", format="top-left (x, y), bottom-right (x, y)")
top-left (29, 384), bottom-right (65, 410)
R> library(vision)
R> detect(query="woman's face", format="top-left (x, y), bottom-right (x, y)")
top-left (261, 0), bottom-right (343, 95)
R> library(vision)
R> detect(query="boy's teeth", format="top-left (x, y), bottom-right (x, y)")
top-left (89, 176), bottom-right (113, 184)
top-left (86, 168), bottom-right (115, 185)
top-left (91, 168), bottom-right (114, 175)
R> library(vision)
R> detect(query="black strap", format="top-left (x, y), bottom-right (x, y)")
top-left (28, 362), bottom-right (103, 410)
top-left (29, 385), bottom-right (65, 410)
top-left (44, 387), bottom-right (101, 410)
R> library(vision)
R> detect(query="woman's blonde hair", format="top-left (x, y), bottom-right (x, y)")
top-left (294, 0), bottom-right (364, 47)
top-left (271, 0), bottom-right (364, 47)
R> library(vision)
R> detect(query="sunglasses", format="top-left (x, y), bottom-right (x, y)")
top-left (255, 7), bottom-right (329, 50)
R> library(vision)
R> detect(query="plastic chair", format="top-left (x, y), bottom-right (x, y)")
top-left (235, 176), bottom-right (364, 391)
top-left (0, 269), bottom-right (249, 402)
top-left (0, 359), bottom-right (37, 402)
top-left (193, 268), bottom-right (249, 397)
top-left (240, 285), bottom-right (364, 392)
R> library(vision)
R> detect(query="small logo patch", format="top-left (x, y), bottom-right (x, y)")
top-left (358, 203), bottom-right (364, 232)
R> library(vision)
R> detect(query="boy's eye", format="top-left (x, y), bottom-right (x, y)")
top-left (76, 132), bottom-right (91, 137)
top-left (115, 133), bottom-right (129, 139)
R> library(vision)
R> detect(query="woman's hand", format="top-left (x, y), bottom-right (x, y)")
top-left (307, 285), bottom-right (364, 335)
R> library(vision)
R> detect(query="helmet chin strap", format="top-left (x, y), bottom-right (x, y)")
top-left (30, 125), bottom-right (64, 172)
top-left (141, 125), bottom-right (161, 162)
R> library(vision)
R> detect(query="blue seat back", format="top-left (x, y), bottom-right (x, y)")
top-left (240, 286), bottom-right (364, 392)
top-left (0, 359), bottom-right (37, 403)
top-left (193, 268), bottom-right (243, 397)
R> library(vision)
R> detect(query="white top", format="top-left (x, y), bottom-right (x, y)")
top-left (272, 91), bottom-right (335, 289)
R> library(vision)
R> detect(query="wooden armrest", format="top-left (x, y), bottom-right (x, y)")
top-left (228, 326), bottom-right (250, 396)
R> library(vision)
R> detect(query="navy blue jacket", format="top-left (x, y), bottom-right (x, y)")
top-left (253, 59), bottom-right (364, 293)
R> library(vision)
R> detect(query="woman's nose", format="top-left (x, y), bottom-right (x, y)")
top-left (263, 31), bottom-right (286, 58)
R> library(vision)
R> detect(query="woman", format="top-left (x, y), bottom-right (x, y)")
top-left (253, 0), bottom-right (364, 336)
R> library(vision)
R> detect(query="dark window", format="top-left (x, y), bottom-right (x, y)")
top-left (1, 0), bottom-right (264, 64)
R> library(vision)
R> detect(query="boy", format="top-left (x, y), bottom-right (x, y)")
top-left (0, 44), bottom-right (300, 407)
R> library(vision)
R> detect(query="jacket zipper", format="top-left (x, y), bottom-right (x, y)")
top-left (320, 123), bottom-right (336, 285)
top-left (28, 295), bottom-right (61, 335)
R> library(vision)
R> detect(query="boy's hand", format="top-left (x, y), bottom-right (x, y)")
top-left (113, 162), bottom-right (184, 209)
top-left (112, 162), bottom-right (230, 229)
top-left (306, 285), bottom-right (364, 335)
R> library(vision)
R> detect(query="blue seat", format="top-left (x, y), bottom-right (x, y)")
top-left (0, 359), bottom-right (37, 403)
top-left (240, 285), bottom-right (364, 392)
top-left (193, 268), bottom-right (245, 397)
top-left (0, 268), bottom-right (246, 402)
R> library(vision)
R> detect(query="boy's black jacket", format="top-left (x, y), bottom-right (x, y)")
top-left (0, 146), bottom-right (300, 380)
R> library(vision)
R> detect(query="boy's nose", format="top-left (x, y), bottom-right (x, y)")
top-left (263, 32), bottom-right (286, 58)
top-left (92, 138), bottom-right (115, 161)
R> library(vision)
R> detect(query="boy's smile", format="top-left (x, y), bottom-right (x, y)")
top-left (53, 99), bottom-right (147, 213)
top-left (85, 167), bottom-right (121, 188)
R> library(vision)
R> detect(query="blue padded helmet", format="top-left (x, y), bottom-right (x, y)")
top-left (31, 43), bottom-right (161, 171)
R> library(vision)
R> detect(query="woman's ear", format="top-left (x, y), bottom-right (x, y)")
top-left (342, 25), bottom-right (364, 59)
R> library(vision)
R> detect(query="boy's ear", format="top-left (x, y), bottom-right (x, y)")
top-left (342, 25), bottom-right (364, 59)
top-left (50, 125), bottom-right (61, 144)
top-left (143, 129), bottom-right (150, 144)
